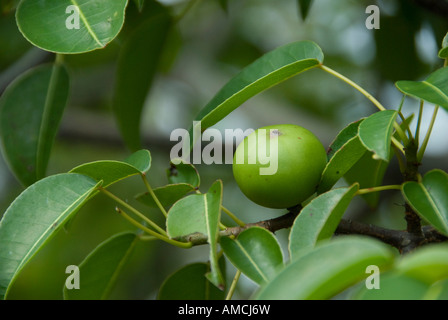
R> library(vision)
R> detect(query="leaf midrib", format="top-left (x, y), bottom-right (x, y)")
top-left (4, 181), bottom-right (99, 299)
top-left (201, 58), bottom-right (320, 127)
top-left (70, 0), bottom-right (104, 47)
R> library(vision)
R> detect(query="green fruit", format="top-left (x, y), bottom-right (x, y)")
top-left (232, 124), bottom-right (327, 209)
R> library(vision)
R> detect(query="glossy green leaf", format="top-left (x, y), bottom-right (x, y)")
top-left (16, 0), bottom-right (128, 54)
top-left (113, 10), bottom-right (171, 151)
top-left (395, 243), bottom-right (448, 284)
top-left (135, 183), bottom-right (195, 208)
top-left (63, 232), bottom-right (138, 300)
top-left (326, 119), bottom-right (363, 160)
top-left (353, 272), bottom-right (429, 300)
top-left (346, 115), bottom-right (411, 208)
top-left (318, 120), bottom-right (365, 193)
top-left (289, 184), bottom-right (359, 259)
top-left (438, 32), bottom-right (448, 59)
top-left (0, 173), bottom-right (101, 300)
top-left (70, 149), bottom-right (151, 187)
top-left (221, 227), bottom-right (283, 285)
top-left (0, 63), bottom-right (69, 186)
top-left (344, 151), bottom-right (390, 208)
top-left (167, 161), bottom-right (200, 188)
top-left (256, 236), bottom-right (394, 300)
top-left (358, 110), bottom-right (397, 161)
top-left (318, 137), bottom-right (366, 193)
top-left (158, 262), bottom-right (225, 300)
top-left (166, 180), bottom-right (224, 289)
top-left (396, 67), bottom-right (448, 110)
top-left (193, 41), bottom-right (324, 131)
top-left (298, 0), bottom-right (313, 20)
top-left (402, 169), bottom-right (448, 236)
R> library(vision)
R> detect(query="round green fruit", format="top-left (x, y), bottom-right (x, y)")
top-left (232, 124), bottom-right (327, 209)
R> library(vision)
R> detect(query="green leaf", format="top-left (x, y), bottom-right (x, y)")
top-left (166, 180), bottom-right (225, 290)
top-left (157, 262), bottom-right (225, 300)
top-left (395, 243), bottom-right (448, 284)
top-left (318, 137), bottom-right (366, 193)
top-left (326, 119), bottom-right (363, 160)
top-left (396, 67), bottom-right (448, 110)
top-left (221, 227), bottom-right (283, 285)
top-left (289, 184), bottom-right (359, 259)
top-left (0, 173), bottom-right (101, 300)
top-left (358, 110), bottom-right (397, 161)
top-left (16, 0), bottom-right (128, 54)
top-left (70, 149), bottom-right (151, 187)
top-left (353, 272), bottom-right (430, 300)
top-left (0, 63), bottom-right (69, 186)
top-left (167, 161), bottom-right (200, 188)
top-left (113, 10), bottom-right (172, 151)
top-left (344, 151), bottom-right (390, 208)
top-left (63, 232), bottom-right (138, 300)
top-left (402, 169), bottom-right (448, 236)
top-left (426, 279), bottom-right (448, 300)
top-left (297, 0), bottom-right (313, 20)
top-left (193, 41), bottom-right (324, 131)
top-left (135, 183), bottom-right (196, 208)
top-left (255, 236), bottom-right (394, 300)
top-left (438, 32), bottom-right (448, 59)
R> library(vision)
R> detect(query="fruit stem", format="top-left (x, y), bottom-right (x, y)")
top-left (319, 64), bottom-right (386, 112)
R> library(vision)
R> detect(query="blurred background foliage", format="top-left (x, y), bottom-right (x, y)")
top-left (0, 0), bottom-right (447, 299)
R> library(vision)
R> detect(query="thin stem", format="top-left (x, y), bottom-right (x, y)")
top-left (99, 187), bottom-right (167, 236)
top-left (319, 65), bottom-right (386, 112)
top-left (141, 175), bottom-right (168, 218)
top-left (392, 145), bottom-right (406, 175)
top-left (55, 53), bottom-right (64, 65)
top-left (221, 206), bottom-right (245, 227)
top-left (117, 207), bottom-right (192, 249)
top-left (356, 184), bottom-right (402, 195)
top-left (393, 122), bottom-right (409, 145)
top-left (391, 136), bottom-right (405, 155)
top-left (225, 269), bottom-right (241, 300)
top-left (418, 105), bottom-right (439, 161)
top-left (138, 235), bottom-right (158, 241)
top-left (174, 0), bottom-right (201, 24)
top-left (415, 100), bottom-right (424, 146)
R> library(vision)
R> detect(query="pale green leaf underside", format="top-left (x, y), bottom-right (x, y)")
top-left (69, 149), bottom-right (151, 187)
top-left (0, 173), bottom-right (100, 299)
top-left (256, 236), bottom-right (394, 300)
top-left (396, 67), bottom-right (448, 110)
top-left (16, 0), bottom-right (128, 54)
top-left (358, 110), bottom-right (397, 161)
top-left (402, 169), bottom-right (448, 236)
top-left (396, 243), bottom-right (448, 284)
top-left (221, 227), bottom-right (283, 285)
top-left (289, 184), bottom-right (359, 259)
